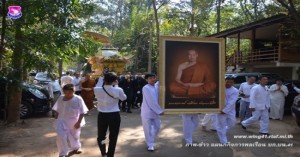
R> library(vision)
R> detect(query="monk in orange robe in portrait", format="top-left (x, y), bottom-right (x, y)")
top-left (80, 73), bottom-right (96, 110)
top-left (169, 49), bottom-right (216, 98)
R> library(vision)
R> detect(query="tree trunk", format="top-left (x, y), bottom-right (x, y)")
top-left (58, 59), bottom-right (63, 77)
top-left (190, 0), bottom-right (195, 36)
top-left (0, 0), bottom-right (7, 69)
top-left (216, 0), bottom-right (221, 33)
top-left (148, 16), bottom-right (153, 73)
top-left (277, 0), bottom-right (300, 24)
top-left (152, 0), bottom-right (160, 48)
top-left (7, 21), bottom-right (23, 124)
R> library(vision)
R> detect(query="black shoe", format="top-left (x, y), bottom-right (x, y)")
top-left (259, 132), bottom-right (270, 136)
top-left (241, 124), bottom-right (246, 130)
top-left (127, 110), bottom-right (132, 113)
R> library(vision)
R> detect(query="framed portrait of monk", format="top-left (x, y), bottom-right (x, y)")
top-left (159, 36), bottom-right (225, 114)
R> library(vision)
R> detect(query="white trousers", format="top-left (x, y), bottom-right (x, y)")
top-left (242, 109), bottom-right (269, 133)
top-left (202, 113), bottom-right (217, 130)
top-left (216, 114), bottom-right (236, 144)
top-left (141, 117), bottom-right (161, 148)
top-left (56, 128), bottom-right (81, 156)
top-left (182, 114), bottom-right (200, 144)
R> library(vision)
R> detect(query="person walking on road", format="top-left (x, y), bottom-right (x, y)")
top-left (241, 76), bottom-right (271, 135)
top-left (141, 73), bottom-right (164, 152)
top-left (94, 72), bottom-right (127, 157)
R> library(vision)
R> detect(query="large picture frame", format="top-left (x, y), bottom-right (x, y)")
top-left (159, 36), bottom-right (225, 114)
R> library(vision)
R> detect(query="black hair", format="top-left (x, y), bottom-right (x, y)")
top-left (248, 75), bottom-right (256, 79)
top-left (258, 76), bottom-right (268, 80)
top-left (225, 76), bottom-right (235, 81)
top-left (276, 77), bottom-right (284, 82)
top-left (144, 73), bottom-right (156, 79)
top-left (63, 84), bottom-right (74, 91)
top-left (66, 72), bottom-right (70, 75)
top-left (104, 72), bottom-right (118, 84)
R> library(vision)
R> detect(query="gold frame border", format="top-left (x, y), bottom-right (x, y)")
top-left (159, 36), bottom-right (225, 114)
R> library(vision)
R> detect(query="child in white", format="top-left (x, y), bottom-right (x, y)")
top-left (52, 84), bottom-right (88, 157)
top-left (141, 73), bottom-right (164, 151)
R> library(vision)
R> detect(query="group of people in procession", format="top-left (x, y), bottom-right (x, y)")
top-left (48, 69), bottom-right (300, 157)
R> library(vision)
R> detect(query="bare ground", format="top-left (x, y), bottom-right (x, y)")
top-left (0, 108), bottom-right (300, 157)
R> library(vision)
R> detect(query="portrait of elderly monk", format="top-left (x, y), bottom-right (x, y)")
top-left (169, 49), bottom-right (216, 98)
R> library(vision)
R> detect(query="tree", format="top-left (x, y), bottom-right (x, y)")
top-left (1, 0), bottom-right (99, 123)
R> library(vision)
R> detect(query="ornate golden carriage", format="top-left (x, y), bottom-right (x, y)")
top-left (83, 31), bottom-right (132, 77)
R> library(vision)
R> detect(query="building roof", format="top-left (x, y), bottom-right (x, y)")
top-left (207, 14), bottom-right (288, 40)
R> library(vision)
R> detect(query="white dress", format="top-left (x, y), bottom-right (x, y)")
top-left (269, 84), bottom-right (288, 120)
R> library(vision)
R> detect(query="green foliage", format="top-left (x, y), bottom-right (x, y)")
top-left (1, 0), bottom-right (300, 75)
top-left (0, 0), bottom-right (100, 74)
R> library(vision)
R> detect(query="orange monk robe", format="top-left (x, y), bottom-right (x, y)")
top-left (81, 79), bottom-right (96, 110)
top-left (170, 63), bottom-right (216, 98)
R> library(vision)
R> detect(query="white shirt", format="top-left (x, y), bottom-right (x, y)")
top-left (141, 84), bottom-right (163, 119)
top-left (96, 77), bottom-right (104, 87)
top-left (294, 87), bottom-right (300, 93)
top-left (52, 95), bottom-right (88, 129)
top-left (269, 84), bottom-right (288, 99)
top-left (48, 80), bottom-right (61, 98)
top-left (72, 77), bottom-right (82, 91)
top-left (223, 86), bottom-right (239, 116)
top-left (94, 85), bottom-right (127, 113)
top-left (249, 85), bottom-right (270, 110)
top-left (239, 82), bottom-right (257, 102)
top-left (60, 75), bottom-right (73, 87)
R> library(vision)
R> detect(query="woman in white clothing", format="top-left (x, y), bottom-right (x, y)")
top-left (269, 78), bottom-right (288, 120)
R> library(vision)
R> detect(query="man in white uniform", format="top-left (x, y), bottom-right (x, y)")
top-left (141, 73), bottom-right (164, 151)
top-left (48, 74), bottom-right (61, 117)
top-left (61, 72), bottom-right (73, 88)
top-left (239, 76), bottom-right (257, 122)
top-left (52, 84), bottom-right (88, 157)
top-left (182, 114), bottom-right (200, 146)
top-left (216, 77), bottom-right (239, 144)
top-left (269, 78), bottom-right (288, 120)
top-left (201, 113), bottom-right (217, 131)
top-left (72, 73), bottom-right (82, 95)
top-left (292, 84), bottom-right (300, 93)
top-left (96, 75), bottom-right (104, 87)
top-left (241, 76), bottom-right (270, 135)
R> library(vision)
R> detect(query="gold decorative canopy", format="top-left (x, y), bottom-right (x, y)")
top-left (82, 31), bottom-right (132, 76)
top-left (88, 49), bottom-right (133, 76)
top-left (83, 31), bottom-right (111, 44)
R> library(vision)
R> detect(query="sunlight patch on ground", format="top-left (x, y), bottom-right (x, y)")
top-left (160, 127), bottom-right (182, 137)
top-left (43, 132), bottom-right (56, 138)
top-left (120, 126), bottom-right (145, 139)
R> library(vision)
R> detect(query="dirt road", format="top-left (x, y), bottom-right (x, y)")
top-left (0, 108), bottom-right (300, 157)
